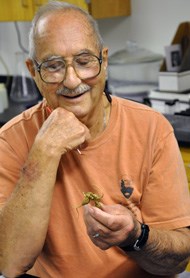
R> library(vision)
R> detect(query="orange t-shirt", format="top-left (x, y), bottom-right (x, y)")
top-left (0, 97), bottom-right (189, 278)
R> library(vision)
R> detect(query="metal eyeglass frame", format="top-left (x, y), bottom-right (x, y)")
top-left (33, 52), bottom-right (103, 84)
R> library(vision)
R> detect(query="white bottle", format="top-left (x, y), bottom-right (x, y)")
top-left (0, 83), bottom-right (8, 111)
top-left (0, 98), bottom-right (3, 113)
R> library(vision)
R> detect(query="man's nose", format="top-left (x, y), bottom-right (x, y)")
top-left (63, 65), bottom-right (81, 89)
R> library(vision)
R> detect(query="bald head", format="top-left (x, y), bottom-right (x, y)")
top-left (28, 1), bottom-right (103, 59)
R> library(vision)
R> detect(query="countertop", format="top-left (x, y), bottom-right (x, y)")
top-left (0, 96), bottom-right (190, 145)
top-left (0, 100), bottom-right (38, 126)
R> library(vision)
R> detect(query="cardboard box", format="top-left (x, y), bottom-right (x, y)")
top-left (159, 70), bottom-right (190, 92)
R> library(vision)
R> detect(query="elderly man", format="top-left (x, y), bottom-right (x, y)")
top-left (0, 1), bottom-right (189, 277)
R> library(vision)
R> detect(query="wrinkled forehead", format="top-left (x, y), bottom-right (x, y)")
top-left (36, 10), bottom-right (94, 43)
top-left (33, 10), bottom-right (97, 58)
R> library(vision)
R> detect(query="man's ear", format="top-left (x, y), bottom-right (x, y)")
top-left (25, 59), bottom-right (36, 78)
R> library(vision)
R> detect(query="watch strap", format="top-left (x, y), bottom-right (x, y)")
top-left (120, 223), bottom-right (149, 252)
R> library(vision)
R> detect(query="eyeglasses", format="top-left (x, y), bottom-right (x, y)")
top-left (33, 52), bottom-right (102, 84)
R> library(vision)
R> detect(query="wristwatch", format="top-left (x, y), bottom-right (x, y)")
top-left (120, 222), bottom-right (150, 252)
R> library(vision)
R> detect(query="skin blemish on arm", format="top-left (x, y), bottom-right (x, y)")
top-left (21, 161), bottom-right (41, 182)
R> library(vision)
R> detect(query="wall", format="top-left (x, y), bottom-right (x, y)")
top-left (98, 0), bottom-right (190, 56)
top-left (0, 0), bottom-right (190, 75)
top-left (0, 21), bottom-right (30, 75)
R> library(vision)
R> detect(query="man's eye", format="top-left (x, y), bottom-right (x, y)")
top-left (76, 55), bottom-right (96, 66)
top-left (43, 61), bottom-right (65, 71)
top-left (76, 58), bottom-right (90, 66)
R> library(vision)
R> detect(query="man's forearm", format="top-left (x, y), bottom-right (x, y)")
top-left (0, 144), bottom-right (60, 277)
top-left (126, 227), bottom-right (190, 276)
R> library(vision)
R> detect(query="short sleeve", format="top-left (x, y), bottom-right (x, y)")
top-left (141, 130), bottom-right (190, 229)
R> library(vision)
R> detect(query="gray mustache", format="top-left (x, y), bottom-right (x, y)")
top-left (56, 84), bottom-right (91, 96)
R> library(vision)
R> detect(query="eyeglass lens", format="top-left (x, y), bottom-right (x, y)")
top-left (39, 54), bottom-right (101, 83)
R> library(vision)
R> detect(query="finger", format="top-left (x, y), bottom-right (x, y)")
top-left (83, 205), bottom-right (109, 231)
top-left (101, 203), bottom-right (128, 215)
top-left (90, 236), bottom-right (111, 250)
top-left (83, 205), bottom-right (112, 235)
top-left (84, 206), bottom-right (133, 248)
top-left (90, 226), bottom-right (126, 250)
top-left (85, 205), bottom-right (124, 231)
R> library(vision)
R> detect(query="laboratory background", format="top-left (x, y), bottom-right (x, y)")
top-left (0, 1), bottom-right (189, 277)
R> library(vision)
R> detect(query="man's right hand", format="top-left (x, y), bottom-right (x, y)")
top-left (34, 107), bottom-right (90, 157)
